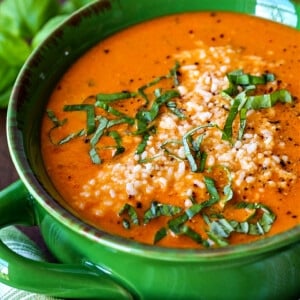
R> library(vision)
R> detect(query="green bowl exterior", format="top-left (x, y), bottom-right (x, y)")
top-left (7, 0), bottom-right (300, 298)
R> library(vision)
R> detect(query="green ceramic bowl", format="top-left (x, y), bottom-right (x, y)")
top-left (1, 0), bottom-right (300, 299)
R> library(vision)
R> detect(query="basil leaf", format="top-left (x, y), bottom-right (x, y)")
top-left (185, 202), bottom-right (207, 219)
top-left (60, 0), bottom-right (93, 14)
top-left (96, 91), bottom-right (137, 103)
top-left (206, 217), bottom-right (235, 238)
top-left (136, 132), bottom-right (150, 155)
top-left (89, 147), bottom-right (101, 164)
top-left (183, 123), bottom-right (220, 172)
top-left (168, 213), bottom-right (189, 234)
top-left (144, 201), bottom-right (182, 224)
top-left (226, 69), bottom-right (275, 88)
top-left (166, 101), bottom-right (185, 119)
top-left (204, 176), bottom-right (220, 203)
top-left (119, 203), bottom-right (139, 227)
top-left (95, 101), bottom-right (135, 125)
top-left (46, 109), bottom-right (67, 128)
top-left (136, 90), bottom-right (180, 131)
top-left (154, 227), bottom-right (167, 244)
top-left (0, 0), bottom-right (93, 108)
top-left (64, 104), bottom-right (96, 135)
top-left (8, 0), bottom-right (60, 38)
top-left (32, 14), bottom-right (69, 48)
top-left (244, 89), bottom-right (292, 110)
top-left (180, 225), bottom-right (208, 246)
top-left (57, 129), bottom-right (85, 145)
top-left (46, 109), bottom-right (87, 146)
top-left (0, 31), bottom-right (31, 66)
top-left (108, 131), bottom-right (125, 156)
top-left (206, 231), bottom-right (229, 247)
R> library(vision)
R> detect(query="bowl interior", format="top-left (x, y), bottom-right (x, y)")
top-left (7, 0), bottom-right (300, 260)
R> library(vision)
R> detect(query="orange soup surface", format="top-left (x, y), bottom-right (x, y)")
top-left (41, 12), bottom-right (300, 248)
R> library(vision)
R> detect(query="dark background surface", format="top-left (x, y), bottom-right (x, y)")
top-left (0, 109), bottom-right (54, 260)
top-left (0, 109), bottom-right (18, 189)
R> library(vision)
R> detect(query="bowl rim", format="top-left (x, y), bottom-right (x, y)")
top-left (7, 0), bottom-right (300, 262)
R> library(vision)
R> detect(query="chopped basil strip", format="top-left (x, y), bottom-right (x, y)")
top-left (207, 166), bottom-right (233, 208)
top-left (204, 176), bottom-right (220, 203)
top-left (96, 91), bottom-right (137, 103)
top-left (154, 227), bottom-right (167, 244)
top-left (160, 139), bottom-right (185, 161)
top-left (119, 203), bottom-right (139, 227)
top-left (136, 132), bottom-right (150, 155)
top-left (122, 219), bottom-right (131, 230)
top-left (46, 109), bottom-right (77, 145)
top-left (167, 209), bottom-right (191, 233)
top-left (206, 231), bottom-right (229, 247)
top-left (183, 123), bottom-right (221, 172)
top-left (46, 109), bottom-right (67, 127)
top-left (168, 60), bottom-right (181, 87)
top-left (108, 131), bottom-right (125, 156)
top-left (204, 201), bottom-right (276, 245)
top-left (95, 101), bottom-right (135, 124)
top-left (185, 202), bottom-right (208, 219)
top-left (90, 117), bottom-right (109, 147)
top-left (238, 107), bottom-right (247, 140)
top-left (89, 147), bottom-right (101, 164)
top-left (222, 69), bottom-right (293, 141)
top-left (226, 69), bottom-right (275, 88)
top-left (63, 104), bottom-right (96, 135)
top-left (136, 89), bottom-right (180, 134)
top-left (48, 126), bottom-right (85, 145)
top-left (144, 201), bottom-right (182, 224)
top-left (244, 89), bottom-right (292, 110)
top-left (180, 225), bottom-right (208, 246)
top-left (166, 101), bottom-right (185, 119)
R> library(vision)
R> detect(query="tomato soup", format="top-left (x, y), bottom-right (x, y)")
top-left (41, 12), bottom-right (300, 248)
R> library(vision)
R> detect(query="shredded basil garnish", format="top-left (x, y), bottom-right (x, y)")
top-left (119, 203), bottom-right (139, 228)
top-left (182, 123), bottom-right (222, 172)
top-left (136, 89), bottom-right (180, 134)
top-left (166, 101), bottom-right (186, 119)
top-left (144, 200), bottom-right (182, 224)
top-left (222, 69), bottom-right (293, 142)
top-left (160, 139), bottom-right (185, 161)
top-left (203, 201), bottom-right (276, 246)
top-left (46, 64), bottom-right (292, 247)
top-left (180, 225), bottom-right (209, 246)
top-left (96, 91), bottom-right (137, 103)
top-left (154, 227), bottom-right (167, 244)
top-left (46, 109), bottom-right (67, 127)
top-left (63, 104), bottom-right (96, 135)
top-left (108, 131), bottom-right (125, 156)
top-left (244, 89), bottom-right (292, 110)
top-left (46, 108), bottom-right (85, 145)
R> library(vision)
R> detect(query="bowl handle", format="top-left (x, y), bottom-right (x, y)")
top-left (0, 180), bottom-right (135, 299)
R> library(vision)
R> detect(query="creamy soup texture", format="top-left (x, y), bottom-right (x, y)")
top-left (41, 12), bottom-right (300, 248)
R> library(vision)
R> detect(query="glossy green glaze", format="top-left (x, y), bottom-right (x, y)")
top-left (1, 0), bottom-right (300, 299)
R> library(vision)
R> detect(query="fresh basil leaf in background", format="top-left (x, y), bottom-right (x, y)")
top-left (16, 0), bottom-right (60, 37)
top-left (61, 0), bottom-right (94, 13)
top-left (32, 14), bottom-right (69, 48)
top-left (0, 0), bottom-right (94, 109)
top-left (0, 1), bottom-right (23, 37)
top-left (0, 31), bottom-right (31, 66)
top-left (0, 0), bottom-right (60, 39)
